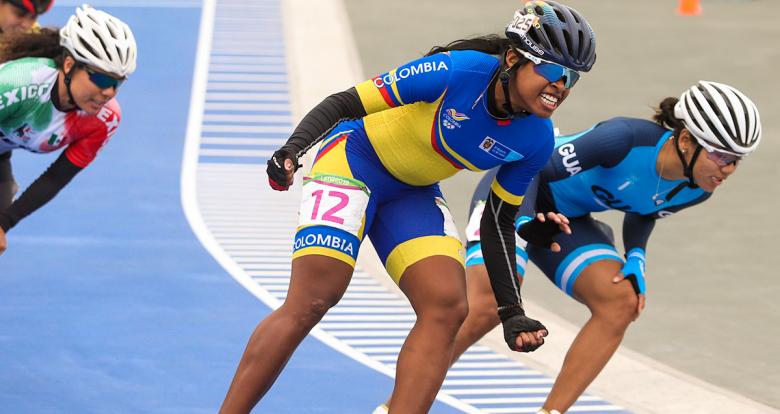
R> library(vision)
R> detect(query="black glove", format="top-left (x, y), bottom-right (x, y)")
top-left (517, 214), bottom-right (563, 249)
top-left (500, 307), bottom-right (548, 352)
top-left (266, 148), bottom-right (300, 191)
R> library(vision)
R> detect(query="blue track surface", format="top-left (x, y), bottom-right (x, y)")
top-left (0, 4), bottom-right (410, 413)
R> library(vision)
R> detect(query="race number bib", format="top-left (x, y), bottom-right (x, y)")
top-left (507, 10), bottom-right (538, 37)
top-left (299, 174), bottom-right (370, 237)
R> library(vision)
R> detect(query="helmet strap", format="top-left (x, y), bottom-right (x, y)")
top-left (63, 64), bottom-right (81, 112)
top-left (673, 134), bottom-right (702, 188)
top-left (497, 49), bottom-right (527, 119)
top-left (665, 136), bottom-right (702, 202)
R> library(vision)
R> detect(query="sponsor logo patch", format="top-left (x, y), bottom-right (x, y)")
top-left (442, 108), bottom-right (469, 129)
top-left (479, 137), bottom-right (525, 162)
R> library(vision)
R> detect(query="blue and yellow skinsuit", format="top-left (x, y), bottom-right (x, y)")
top-left (291, 50), bottom-right (554, 285)
top-left (467, 117), bottom-right (711, 297)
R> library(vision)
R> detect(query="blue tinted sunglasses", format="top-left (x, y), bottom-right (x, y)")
top-left (518, 50), bottom-right (580, 89)
top-left (83, 65), bottom-right (125, 90)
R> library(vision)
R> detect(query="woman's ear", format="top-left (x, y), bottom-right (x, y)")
top-left (63, 56), bottom-right (76, 75)
top-left (678, 129), bottom-right (693, 152)
top-left (505, 48), bottom-right (520, 67)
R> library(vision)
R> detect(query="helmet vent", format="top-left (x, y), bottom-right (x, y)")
top-left (687, 95), bottom-right (707, 132)
top-left (562, 30), bottom-right (573, 57)
top-left (106, 23), bottom-right (118, 38)
top-left (543, 23), bottom-right (561, 54)
top-left (93, 30), bottom-right (110, 57)
top-left (736, 96), bottom-right (752, 143)
top-left (715, 87), bottom-right (742, 131)
top-left (81, 38), bottom-right (98, 59)
top-left (694, 93), bottom-right (731, 144)
top-left (528, 28), bottom-right (541, 44)
top-left (703, 88), bottom-right (737, 140)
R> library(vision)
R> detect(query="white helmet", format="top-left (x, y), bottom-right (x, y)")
top-left (60, 5), bottom-right (137, 77)
top-left (674, 81), bottom-right (761, 156)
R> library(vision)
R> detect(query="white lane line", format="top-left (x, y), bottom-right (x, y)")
top-left (210, 48), bottom-right (284, 55)
top-left (211, 40), bottom-right (284, 49)
top-left (457, 354), bottom-right (514, 361)
top-left (452, 362), bottom-right (525, 369)
top-left (203, 113), bottom-right (292, 123)
top-left (355, 347), bottom-right (403, 354)
top-left (321, 315), bottom-right (417, 322)
top-left (211, 55), bottom-right (286, 64)
top-left (327, 307), bottom-right (415, 314)
top-left (444, 388), bottom-right (552, 395)
top-left (341, 339), bottom-right (407, 346)
top-left (209, 56), bottom-right (285, 64)
top-left (215, 239), bottom-right (290, 245)
top-left (268, 286), bottom-right (394, 296)
top-left (251, 279), bottom-right (289, 285)
top-left (325, 331), bottom-right (410, 338)
top-left (461, 396), bottom-right (601, 404)
top-left (201, 124), bottom-right (291, 134)
top-left (199, 149), bottom-right (274, 158)
top-left (446, 371), bottom-right (541, 378)
top-left (443, 379), bottom-right (554, 387)
top-left (482, 407), bottom-right (625, 414)
top-left (373, 355), bottom-right (401, 362)
top-left (319, 322), bottom-right (414, 329)
top-left (335, 300), bottom-right (409, 307)
top-left (208, 82), bottom-right (288, 91)
top-left (209, 73), bottom-right (287, 82)
top-left (55, 0), bottom-right (201, 7)
top-left (233, 255), bottom-right (291, 262)
top-left (206, 92), bottom-right (289, 101)
top-left (204, 104), bottom-right (288, 113)
top-left (218, 245), bottom-right (293, 252)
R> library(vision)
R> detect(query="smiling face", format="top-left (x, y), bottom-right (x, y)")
top-left (0, 1), bottom-right (37, 34)
top-left (62, 57), bottom-right (120, 115)
top-left (505, 50), bottom-right (571, 118)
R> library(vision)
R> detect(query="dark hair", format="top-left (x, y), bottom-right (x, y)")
top-left (653, 97), bottom-right (685, 139)
top-left (426, 35), bottom-right (514, 57)
top-left (425, 34), bottom-right (530, 72)
top-left (0, 28), bottom-right (67, 68)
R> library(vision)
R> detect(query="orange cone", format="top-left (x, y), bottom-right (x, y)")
top-left (677, 0), bottom-right (702, 16)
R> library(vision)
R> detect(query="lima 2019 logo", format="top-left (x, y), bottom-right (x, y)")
top-left (442, 108), bottom-right (469, 129)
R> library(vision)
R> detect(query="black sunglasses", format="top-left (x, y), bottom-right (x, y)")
top-left (82, 65), bottom-right (125, 90)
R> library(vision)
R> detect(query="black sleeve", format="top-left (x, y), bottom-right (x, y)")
top-left (0, 152), bottom-right (82, 232)
top-left (480, 189), bottom-right (523, 320)
top-left (0, 151), bottom-right (13, 209)
top-left (622, 213), bottom-right (656, 252)
top-left (279, 87), bottom-right (367, 158)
